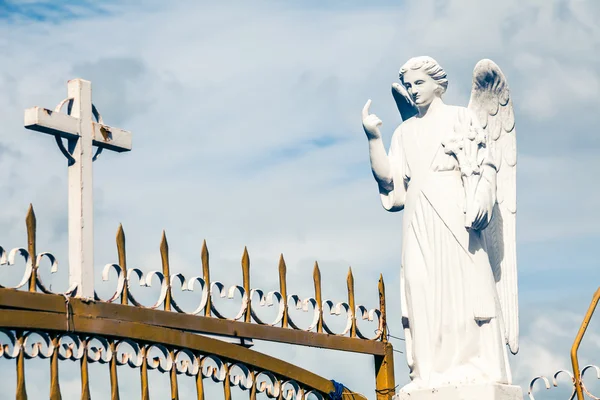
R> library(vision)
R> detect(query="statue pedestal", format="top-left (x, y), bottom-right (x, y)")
top-left (393, 383), bottom-right (523, 400)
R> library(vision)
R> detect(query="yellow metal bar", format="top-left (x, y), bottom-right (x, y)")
top-left (223, 363), bottom-right (232, 400)
top-left (279, 254), bottom-right (289, 328)
top-left (0, 289), bottom-right (387, 355)
top-left (313, 262), bottom-right (323, 333)
top-left (80, 337), bottom-right (91, 400)
top-left (160, 231), bottom-right (172, 312)
top-left (379, 275), bottom-right (388, 342)
top-left (201, 240), bottom-right (211, 317)
top-left (347, 267), bottom-right (357, 338)
top-left (374, 343), bottom-right (396, 400)
top-left (116, 224), bottom-right (128, 305)
top-left (26, 204), bottom-right (37, 293)
top-left (242, 247), bottom-right (251, 323)
top-left (109, 340), bottom-right (121, 400)
top-left (50, 335), bottom-right (62, 400)
top-left (195, 364), bottom-right (205, 400)
top-left (571, 287), bottom-right (600, 400)
top-left (140, 346), bottom-right (150, 400)
top-left (169, 349), bottom-right (179, 400)
top-left (16, 330), bottom-right (27, 400)
top-left (249, 371), bottom-right (257, 400)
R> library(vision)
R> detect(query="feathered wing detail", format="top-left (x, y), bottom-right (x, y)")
top-left (468, 59), bottom-right (518, 354)
top-left (392, 82), bottom-right (418, 121)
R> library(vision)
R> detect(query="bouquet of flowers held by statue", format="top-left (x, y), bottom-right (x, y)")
top-left (442, 109), bottom-right (489, 230)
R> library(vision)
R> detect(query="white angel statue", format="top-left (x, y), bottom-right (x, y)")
top-left (362, 56), bottom-right (517, 390)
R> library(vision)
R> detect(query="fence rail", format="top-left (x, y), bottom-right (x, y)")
top-left (0, 204), bottom-right (394, 399)
top-left (0, 301), bottom-right (362, 399)
top-left (0, 205), bottom-right (387, 345)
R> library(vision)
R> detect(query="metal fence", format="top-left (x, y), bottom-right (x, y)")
top-left (0, 205), bottom-right (395, 399)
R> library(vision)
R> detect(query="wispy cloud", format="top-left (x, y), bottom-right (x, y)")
top-left (0, 0), bottom-right (115, 22)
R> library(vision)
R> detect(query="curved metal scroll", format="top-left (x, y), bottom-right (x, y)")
top-left (53, 98), bottom-right (76, 164)
top-left (0, 306), bottom-right (365, 399)
top-left (52, 98), bottom-right (105, 163)
top-left (91, 104), bottom-right (104, 161)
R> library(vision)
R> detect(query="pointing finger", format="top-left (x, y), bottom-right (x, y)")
top-left (362, 99), bottom-right (372, 120)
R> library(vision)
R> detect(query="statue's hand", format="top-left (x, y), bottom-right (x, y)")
top-left (362, 99), bottom-right (382, 140)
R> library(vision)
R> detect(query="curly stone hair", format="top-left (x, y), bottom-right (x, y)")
top-left (399, 56), bottom-right (448, 94)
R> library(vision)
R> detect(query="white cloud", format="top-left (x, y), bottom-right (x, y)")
top-left (0, 0), bottom-right (599, 398)
top-left (512, 309), bottom-right (600, 400)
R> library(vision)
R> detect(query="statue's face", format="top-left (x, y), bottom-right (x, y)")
top-left (402, 69), bottom-right (441, 107)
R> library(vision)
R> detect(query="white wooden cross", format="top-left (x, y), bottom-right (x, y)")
top-left (24, 79), bottom-right (132, 298)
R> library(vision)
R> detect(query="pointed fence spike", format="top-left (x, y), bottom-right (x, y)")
top-left (26, 203), bottom-right (35, 226)
top-left (116, 224), bottom-right (128, 305)
top-left (278, 254), bottom-right (288, 328)
top-left (26, 204), bottom-right (37, 292)
top-left (313, 261), bottom-right (323, 333)
top-left (241, 247), bottom-right (251, 323)
top-left (347, 267), bottom-right (356, 337)
top-left (116, 223), bottom-right (124, 240)
top-left (379, 274), bottom-right (388, 341)
top-left (201, 239), bottom-right (211, 317)
top-left (160, 230), bottom-right (171, 311)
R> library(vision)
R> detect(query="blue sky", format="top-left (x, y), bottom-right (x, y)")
top-left (0, 0), bottom-right (600, 398)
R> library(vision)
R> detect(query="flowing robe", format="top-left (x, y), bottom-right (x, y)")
top-left (381, 105), bottom-right (510, 389)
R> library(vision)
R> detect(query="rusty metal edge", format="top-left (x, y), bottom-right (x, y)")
top-left (0, 289), bottom-right (387, 356)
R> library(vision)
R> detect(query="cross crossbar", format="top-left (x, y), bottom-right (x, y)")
top-left (23, 78), bottom-right (132, 298)
top-left (25, 107), bottom-right (132, 152)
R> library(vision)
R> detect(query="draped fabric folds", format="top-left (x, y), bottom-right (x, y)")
top-left (380, 106), bottom-right (510, 390)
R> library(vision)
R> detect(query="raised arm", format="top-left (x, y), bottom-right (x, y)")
top-left (362, 100), bottom-right (393, 191)
top-left (362, 100), bottom-right (406, 211)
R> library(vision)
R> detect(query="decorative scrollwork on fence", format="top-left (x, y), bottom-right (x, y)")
top-left (0, 244), bottom-right (76, 295)
top-left (529, 366), bottom-right (600, 400)
top-left (0, 329), bottom-right (327, 399)
top-left (0, 205), bottom-right (386, 342)
top-left (0, 204), bottom-right (379, 400)
top-left (581, 365), bottom-right (600, 400)
top-left (0, 246), bottom-right (33, 290)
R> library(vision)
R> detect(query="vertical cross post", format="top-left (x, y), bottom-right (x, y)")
top-left (24, 79), bottom-right (132, 298)
top-left (67, 79), bottom-right (94, 298)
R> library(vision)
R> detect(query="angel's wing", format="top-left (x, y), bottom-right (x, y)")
top-left (468, 59), bottom-right (518, 355)
top-left (392, 82), bottom-right (418, 121)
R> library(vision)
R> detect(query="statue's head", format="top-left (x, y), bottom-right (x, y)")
top-left (399, 56), bottom-right (448, 107)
